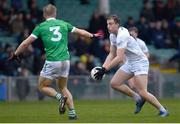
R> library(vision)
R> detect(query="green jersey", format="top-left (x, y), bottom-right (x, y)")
top-left (31, 18), bottom-right (75, 61)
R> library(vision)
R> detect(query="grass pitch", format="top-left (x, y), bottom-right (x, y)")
top-left (0, 99), bottom-right (179, 123)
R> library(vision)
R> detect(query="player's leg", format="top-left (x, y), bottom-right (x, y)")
top-left (127, 77), bottom-right (145, 114)
top-left (56, 77), bottom-right (77, 120)
top-left (38, 76), bottom-right (66, 100)
top-left (38, 76), bottom-right (67, 114)
top-left (55, 60), bottom-right (77, 119)
top-left (111, 66), bottom-right (146, 114)
top-left (39, 60), bottom-right (68, 115)
top-left (110, 69), bottom-right (142, 103)
top-left (38, 76), bottom-right (56, 97)
top-left (128, 77), bottom-right (135, 89)
top-left (38, 61), bottom-right (60, 98)
top-left (134, 75), bottom-right (168, 117)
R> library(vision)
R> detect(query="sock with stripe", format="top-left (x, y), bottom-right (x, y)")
top-left (55, 93), bottom-right (62, 101)
top-left (69, 109), bottom-right (76, 117)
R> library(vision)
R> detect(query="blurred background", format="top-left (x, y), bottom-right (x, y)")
top-left (0, 0), bottom-right (180, 101)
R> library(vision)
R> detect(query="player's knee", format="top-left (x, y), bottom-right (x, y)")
top-left (128, 84), bottom-right (134, 89)
top-left (59, 86), bottom-right (67, 93)
top-left (110, 81), bottom-right (119, 89)
top-left (138, 90), bottom-right (148, 97)
top-left (38, 83), bottom-right (46, 92)
top-left (38, 84), bottom-right (43, 92)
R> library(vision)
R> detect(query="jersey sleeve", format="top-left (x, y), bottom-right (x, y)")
top-left (31, 25), bottom-right (40, 39)
top-left (116, 33), bottom-right (129, 49)
top-left (141, 42), bottom-right (149, 53)
top-left (66, 22), bottom-right (76, 32)
top-left (138, 39), bottom-right (149, 53)
top-left (109, 34), bottom-right (116, 45)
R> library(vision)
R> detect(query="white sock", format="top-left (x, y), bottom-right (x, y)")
top-left (132, 93), bottom-right (141, 102)
top-left (160, 106), bottom-right (166, 112)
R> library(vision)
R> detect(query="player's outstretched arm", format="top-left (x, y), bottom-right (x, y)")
top-left (14, 35), bottom-right (36, 56)
top-left (73, 28), bottom-right (102, 39)
top-left (8, 35), bottom-right (36, 62)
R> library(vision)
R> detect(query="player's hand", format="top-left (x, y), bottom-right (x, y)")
top-left (93, 32), bottom-right (103, 38)
top-left (94, 67), bottom-right (107, 80)
top-left (92, 31), bottom-right (104, 39)
top-left (8, 53), bottom-right (21, 63)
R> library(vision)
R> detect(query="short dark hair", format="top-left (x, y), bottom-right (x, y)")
top-left (128, 27), bottom-right (138, 33)
top-left (107, 15), bottom-right (120, 24)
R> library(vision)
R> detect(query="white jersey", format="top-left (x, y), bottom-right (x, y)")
top-left (110, 27), bottom-right (147, 62)
top-left (136, 38), bottom-right (148, 54)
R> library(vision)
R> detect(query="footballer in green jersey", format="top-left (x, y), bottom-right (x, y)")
top-left (9, 4), bottom-right (102, 120)
top-left (31, 18), bottom-right (74, 61)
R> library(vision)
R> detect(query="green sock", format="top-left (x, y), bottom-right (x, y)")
top-left (69, 109), bottom-right (76, 117)
top-left (55, 93), bottom-right (62, 101)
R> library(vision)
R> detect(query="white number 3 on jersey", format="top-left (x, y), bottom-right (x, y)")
top-left (49, 26), bottom-right (62, 42)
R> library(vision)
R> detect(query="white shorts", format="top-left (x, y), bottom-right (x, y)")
top-left (120, 60), bottom-right (149, 76)
top-left (40, 60), bottom-right (70, 80)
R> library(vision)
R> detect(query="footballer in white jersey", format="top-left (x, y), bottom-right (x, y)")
top-left (136, 38), bottom-right (149, 54)
top-left (128, 26), bottom-right (149, 58)
top-left (94, 15), bottom-right (168, 117)
top-left (127, 26), bottom-right (150, 89)
top-left (110, 26), bottom-right (149, 75)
